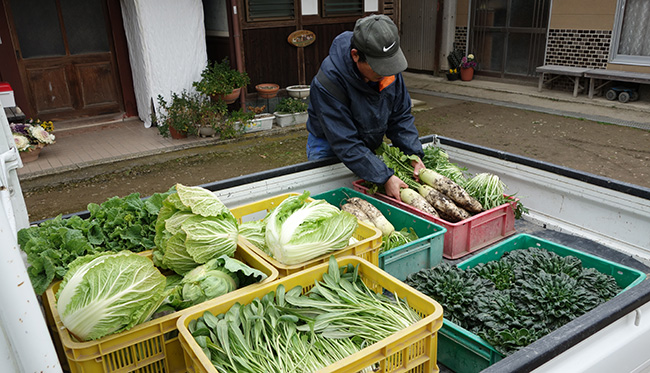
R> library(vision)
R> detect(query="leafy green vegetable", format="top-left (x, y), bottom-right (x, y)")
top-left (189, 256), bottom-right (420, 372)
top-left (422, 146), bottom-right (468, 184)
top-left (264, 191), bottom-right (358, 265)
top-left (237, 220), bottom-right (267, 252)
top-left (381, 228), bottom-right (419, 253)
top-left (153, 184), bottom-right (239, 275)
top-left (56, 251), bottom-right (167, 341)
top-left (18, 189), bottom-right (173, 295)
top-left (405, 247), bottom-right (623, 356)
top-left (165, 255), bottom-right (267, 310)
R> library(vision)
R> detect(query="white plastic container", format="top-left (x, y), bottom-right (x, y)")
top-left (273, 111), bottom-right (308, 127)
top-left (0, 82), bottom-right (16, 108)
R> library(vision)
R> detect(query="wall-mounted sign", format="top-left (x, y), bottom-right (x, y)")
top-left (288, 30), bottom-right (316, 48)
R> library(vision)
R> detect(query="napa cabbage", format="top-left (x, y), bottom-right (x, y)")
top-left (265, 191), bottom-right (358, 265)
top-left (56, 251), bottom-right (166, 341)
top-left (153, 184), bottom-right (239, 275)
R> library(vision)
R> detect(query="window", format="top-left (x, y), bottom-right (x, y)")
top-left (246, 0), bottom-right (294, 21)
top-left (611, 0), bottom-right (650, 66)
top-left (322, 0), bottom-right (363, 17)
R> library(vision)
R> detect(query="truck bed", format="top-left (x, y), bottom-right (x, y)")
top-left (197, 135), bottom-right (650, 373)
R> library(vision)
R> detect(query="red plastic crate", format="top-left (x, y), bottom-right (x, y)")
top-left (352, 179), bottom-right (516, 259)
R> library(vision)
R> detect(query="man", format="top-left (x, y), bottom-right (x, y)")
top-left (306, 14), bottom-right (425, 201)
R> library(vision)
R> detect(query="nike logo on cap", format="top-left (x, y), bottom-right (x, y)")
top-left (383, 41), bottom-right (396, 52)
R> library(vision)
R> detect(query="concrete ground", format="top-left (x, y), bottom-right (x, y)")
top-left (15, 71), bottom-right (650, 183)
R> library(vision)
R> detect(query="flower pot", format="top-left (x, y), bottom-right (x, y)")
top-left (211, 88), bottom-right (242, 105)
top-left (198, 127), bottom-right (217, 138)
top-left (446, 72), bottom-right (460, 81)
top-left (286, 85), bottom-right (310, 99)
top-left (255, 84), bottom-right (279, 99)
top-left (273, 111), bottom-right (308, 127)
top-left (247, 113), bottom-right (274, 132)
top-left (460, 67), bottom-right (474, 81)
top-left (169, 126), bottom-right (188, 139)
top-left (20, 146), bottom-right (43, 163)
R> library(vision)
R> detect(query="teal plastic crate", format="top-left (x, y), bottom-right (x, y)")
top-left (312, 187), bottom-right (446, 281)
top-left (437, 233), bottom-right (647, 373)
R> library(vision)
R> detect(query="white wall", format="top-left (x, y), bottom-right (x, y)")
top-left (120, 0), bottom-right (208, 127)
top-left (302, 0), bottom-right (379, 15)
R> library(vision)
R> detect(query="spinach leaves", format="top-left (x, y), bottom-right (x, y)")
top-left (405, 247), bottom-right (622, 356)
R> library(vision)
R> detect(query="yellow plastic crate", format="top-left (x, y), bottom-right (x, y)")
top-left (177, 256), bottom-right (444, 372)
top-left (230, 193), bottom-right (383, 277)
top-left (42, 244), bottom-right (279, 373)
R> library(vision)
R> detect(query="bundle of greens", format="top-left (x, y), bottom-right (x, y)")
top-left (153, 183), bottom-right (239, 275)
top-left (405, 247), bottom-right (621, 355)
top-left (188, 256), bottom-right (421, 372)
top-left (18, 189), bottom-right (174, 294)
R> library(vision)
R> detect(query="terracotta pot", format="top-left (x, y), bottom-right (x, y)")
top-left (460, 67), bottom-right (474, 81)
top-left (255, 83), bottom-right (279, 99)
top-left (169, 126), bottom-right (188, 139)
top-left (20, 145), bottom-right (43, 163)
top-left (212, 87), bottom-right (242, 104)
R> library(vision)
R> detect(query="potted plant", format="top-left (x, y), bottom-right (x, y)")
top-left (255, 83), bottom-right (280, 99)
top-left (246, 105), bottom-right (275, 132)
top-left (460, 54), bottom-right (477, 81)
top-left (10, 119), bottom-right (56, 163)
top-left (154, 91), bottom-right (200, 139)
top-left (226, 108), bottom-right (255, 134)
top-left (196, 99), bottom-right (228, 138)
top-left (273, 97), bottom-right (308, 127)
top-left (193, 58), bottom-right (250, 104)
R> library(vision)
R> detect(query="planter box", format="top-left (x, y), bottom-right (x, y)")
top-left (273, 111), bottom-right (308, 127)
top-left (241, 114), bottom-right (274, 133)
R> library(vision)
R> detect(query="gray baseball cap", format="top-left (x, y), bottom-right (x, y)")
top-left (352, 14), bottom-right (408, 76)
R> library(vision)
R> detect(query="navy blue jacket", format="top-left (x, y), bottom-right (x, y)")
top-left (306, 31), bottom-right (424, 185)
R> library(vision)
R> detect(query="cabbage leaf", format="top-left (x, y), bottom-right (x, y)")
top-left (153, 184), bottom-right (239, 274)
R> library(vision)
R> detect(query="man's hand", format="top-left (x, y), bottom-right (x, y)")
top-left (412, 157), bottom-right (426, 182)
top-left (384, 175), bottom-right (407, 201)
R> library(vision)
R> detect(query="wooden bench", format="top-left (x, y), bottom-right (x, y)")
top-left (536, 65), bottom-right (590, 97)
top-left (584, 69), bottom-right (650, 99)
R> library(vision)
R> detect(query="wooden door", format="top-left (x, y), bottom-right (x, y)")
top-left (400, 0), bottom-right (438, 72)
top-left (6, 0), bottom-right (123, 120)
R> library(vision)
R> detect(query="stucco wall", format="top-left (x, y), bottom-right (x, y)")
top-left (120, 0), bottom-right (207, 127)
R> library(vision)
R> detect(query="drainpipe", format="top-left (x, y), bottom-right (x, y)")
top-left (229, 0), bottom-right (246, 109)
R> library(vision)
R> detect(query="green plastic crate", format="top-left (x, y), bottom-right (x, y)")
top-left (312, 187), bottom-right (446, 281)
top-left (437, 233), bottom-right (647, 373)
